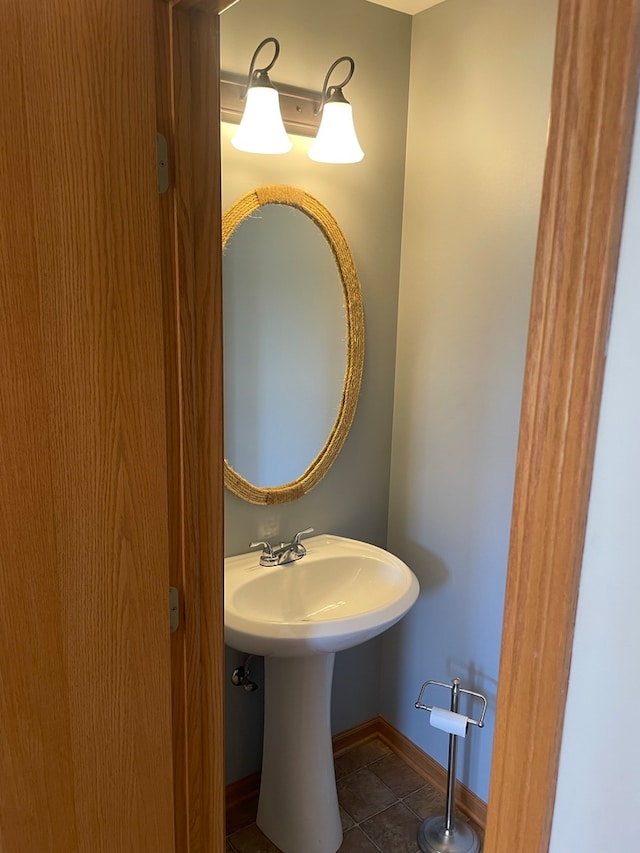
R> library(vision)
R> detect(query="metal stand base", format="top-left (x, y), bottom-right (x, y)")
top-left (417, 815), bottom-right (481, 853)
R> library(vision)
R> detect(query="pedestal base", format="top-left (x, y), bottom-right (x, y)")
top-left (417, 815), bottom-right (481, 853)
top-left (257, 654), bottom-right (343, 853)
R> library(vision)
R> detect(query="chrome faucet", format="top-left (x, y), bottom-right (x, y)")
top-left (250, 527), bottom-right (314, 567)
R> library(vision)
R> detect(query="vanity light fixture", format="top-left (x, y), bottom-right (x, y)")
top-left (309, 56), bottom-right (364, 164)
top-left (230, 36), bottom-right (292, 155)
top-left (220, 42), bottom-right (364, 163)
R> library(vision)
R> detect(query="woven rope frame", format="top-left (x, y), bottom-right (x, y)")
top-left (222, 185), bottom-right (365, 505)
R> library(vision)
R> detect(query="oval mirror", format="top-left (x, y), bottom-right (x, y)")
top-left (223, 185), bottom-right (364, 505)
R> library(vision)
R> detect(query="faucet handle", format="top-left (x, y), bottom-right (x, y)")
top-left (250, 540), bottom-right (273, 554)
top-left (249, 540), bottom-right (278, 566)
top-left (292, 527), bottom-right (314, 545)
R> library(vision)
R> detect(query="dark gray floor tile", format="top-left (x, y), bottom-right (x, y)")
top-left (337, 767), bottom-right (397, 823)
top-left (334, 737), bottom-right (393, 779)
top-left (338, 825), bottom-right (382, 852)
top-left (403, 783), bottom-right (446, 820)
top-left (360, 801), bottom-right (421, 853)
top-left (369, 752), bottom-right (426, 798)
top-left (340, 805), bottom-right (356, 831)
top-left (227, 822), bottom-right (282, 852)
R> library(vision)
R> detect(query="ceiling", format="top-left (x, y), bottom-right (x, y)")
top-left (365, 0), bottom-right (447, 15)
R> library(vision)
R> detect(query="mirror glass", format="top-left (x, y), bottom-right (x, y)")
top-left (223, 185), bottom-right (364, 505)
top-left (224, 204), bottom-right (345, 486)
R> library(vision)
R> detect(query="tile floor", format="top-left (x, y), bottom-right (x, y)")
top-left (225, 736), bottom-right (483, 852)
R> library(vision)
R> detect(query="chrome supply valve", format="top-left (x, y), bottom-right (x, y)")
top-left (231, 656), bottom-right (258, 692)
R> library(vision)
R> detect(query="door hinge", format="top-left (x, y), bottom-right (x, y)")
top-left (169, 586), bottom-right (180, 633)
top-left (156, 133), bottom-right (170, 194)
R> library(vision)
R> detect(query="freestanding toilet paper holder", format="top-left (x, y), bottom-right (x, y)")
top-left (415, 678), bottom-right (488, 853)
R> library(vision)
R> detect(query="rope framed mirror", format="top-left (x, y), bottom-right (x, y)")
top-left (222, 184), bottom-right (364, 505)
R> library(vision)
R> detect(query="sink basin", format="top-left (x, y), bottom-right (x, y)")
top-left (224, 533), bottom-right (420, 657)
top-left (224, 534), bottom-right (419, 853)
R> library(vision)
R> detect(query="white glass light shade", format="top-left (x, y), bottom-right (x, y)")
top-left (308, 101), bottom-right (364, 164)
top-left (231, 86), bottom-right (292, 155)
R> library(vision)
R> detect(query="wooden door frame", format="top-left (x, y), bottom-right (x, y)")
top-left (485, 1), bottom-right (640, 850)
top-left (157, 0), bottom-right (640, 851)
top-left (155, 1), bottom-right (227, 851)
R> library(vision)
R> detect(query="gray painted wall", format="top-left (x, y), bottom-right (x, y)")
top-left (220, 0), bottom-right (412, 783)
top-left (384, 0), bottom-right (556, 801)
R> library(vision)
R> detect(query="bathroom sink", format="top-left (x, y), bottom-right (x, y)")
top-left (224, 533), bottom-right (420, 657)
top-left (225, 534), bottom-right (419, 852)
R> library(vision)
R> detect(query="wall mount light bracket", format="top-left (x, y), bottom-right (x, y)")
top-left (220, 71), bottom-right (322, 138)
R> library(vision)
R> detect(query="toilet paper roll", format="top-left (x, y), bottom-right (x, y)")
top-left (429, 706), bottom-right (469, 738)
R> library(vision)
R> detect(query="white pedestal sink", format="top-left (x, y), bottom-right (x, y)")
top-left (224, 534), bottom-right (420, 853)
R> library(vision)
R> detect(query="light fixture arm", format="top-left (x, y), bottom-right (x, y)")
top-left (241, 36), bottom-right (281, 98)
top-left (317, 56), bottom-right (356, 112)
